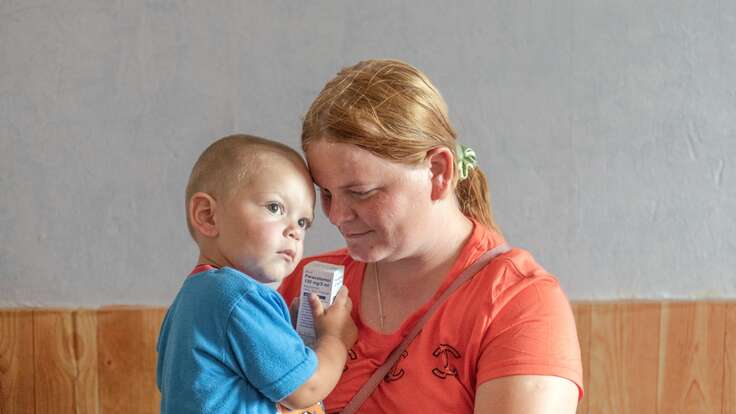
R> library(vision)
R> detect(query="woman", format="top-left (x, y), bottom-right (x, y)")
top-left (279, 59), bottom-right (582, 413)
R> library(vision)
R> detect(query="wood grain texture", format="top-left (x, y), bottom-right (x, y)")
top-left (33, 309), bottom-right (99, 414)
top-left (0, 309), bottom-right (35, 414)
top-left (2, 302), bottom-right (735, 414)
top-left (572, 303), bottom-right (591, 414)
top-left (724, 303), bottom-right (735, 414)
top-left (658, 302), bottom-right (725, 414)
top-left (589, 302), bottom-right (660, 414)
top-left (33, 310), bottom-right (74, 413)
top-left (74, 310), bottom-right (99, 414)
top-left (97, 307), bottom-right (165, 414)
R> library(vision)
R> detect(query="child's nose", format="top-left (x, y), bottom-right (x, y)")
top-left (285, 222), bottom-right (302, 240)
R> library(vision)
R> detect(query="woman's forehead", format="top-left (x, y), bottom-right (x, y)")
top-left (305, 141), bottom-right (413, 188)
top-left (306, 140), bottom-right (367, 160)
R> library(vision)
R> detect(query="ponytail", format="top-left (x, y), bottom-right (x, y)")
top-left (302, 59), bottom-right (502, 234)
top-left (455, 166), bottom-right (501, 234)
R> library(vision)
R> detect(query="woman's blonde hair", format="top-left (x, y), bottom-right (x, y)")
top-left (302, 59), bottom-right (500, 232)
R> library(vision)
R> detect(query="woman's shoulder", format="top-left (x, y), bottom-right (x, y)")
top-left (470, 246), bottom-right (565, 304)
top-left (499, 247), bottom-right (555, 280)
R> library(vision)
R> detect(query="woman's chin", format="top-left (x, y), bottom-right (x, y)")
top-left (346, 244), bottom-right (386, 264)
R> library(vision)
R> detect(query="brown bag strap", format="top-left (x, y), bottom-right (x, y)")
top-left (340, 243), bottom-right (511, 414)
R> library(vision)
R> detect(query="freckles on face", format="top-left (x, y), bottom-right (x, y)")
top-left (305, 140), bottom-right (434, 261)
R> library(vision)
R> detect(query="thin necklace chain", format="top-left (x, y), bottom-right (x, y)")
top-left (374, 262), bottom-right (386, 330)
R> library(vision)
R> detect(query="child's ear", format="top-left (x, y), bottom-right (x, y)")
top-left (425, 147), bottom-right (454, 201)
top-left (189, 192), bottom-right (218, 238)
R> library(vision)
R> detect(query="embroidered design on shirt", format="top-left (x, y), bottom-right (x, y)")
top-left (432, 344), bottom-right (461, 379)
top-left (384, 351), bottom-right (408, 382)
top-left (343, 348), bottom-right (358, 372)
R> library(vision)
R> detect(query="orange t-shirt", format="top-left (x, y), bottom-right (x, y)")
top-left (279, 222), bottom-right (583, 413)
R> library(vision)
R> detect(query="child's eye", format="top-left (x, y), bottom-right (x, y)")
top-left (265, 202), bottom-right (285, 215)
top-left (298, 218), bottom-right (312, 229)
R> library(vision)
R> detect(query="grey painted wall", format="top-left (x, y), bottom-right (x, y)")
top-left (1, 1), bottom-right (734, 307)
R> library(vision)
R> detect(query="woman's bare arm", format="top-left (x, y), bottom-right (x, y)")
top-left (474, 375), bottom-right (579, 414)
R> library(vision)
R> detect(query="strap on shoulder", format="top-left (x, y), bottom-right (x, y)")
top-left (340, 243), bottom-right (511, 414)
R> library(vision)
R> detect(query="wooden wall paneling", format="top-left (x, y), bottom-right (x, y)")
top-left (3, 302), bottom-right (736, 413)
top-left (0, 309), bottom-right (35, 414)
top-left (589, 302), bottom-right (660, 414)
top-left (97, 307), bottom-right (166, 414)
top-left (657, 302), bottom-right (726, 413)
top-left (73, 310), bottom-right (99, 414)
top-left (572, 303), bottom-right (591, 414)
top-left (33, 309), bottom-right (98, 414)
top-left (33, 309), bottom-right (75, 413)
top-left (724, 303), bottom-right (735, 413)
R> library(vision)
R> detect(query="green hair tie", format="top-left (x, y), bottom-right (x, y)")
top-left (455, 143), bottom-right (478, 180)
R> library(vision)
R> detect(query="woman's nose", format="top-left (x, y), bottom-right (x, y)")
top-left (326, 196), bottom-right (354, 226)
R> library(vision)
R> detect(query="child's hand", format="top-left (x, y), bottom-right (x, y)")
top-left (284, 287), bottom-right (357, 408)
top-left (309, 286), bottom-right (357, 351)
top-left (289, 297), bottom-right (299, 329)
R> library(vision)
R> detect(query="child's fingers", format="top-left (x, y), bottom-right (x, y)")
top-left (332, 286), bottom-right (350, 308)
top-left (289, 297), bottom-right (300, 327)
top-left (308, 293), bottom-right (325, 318)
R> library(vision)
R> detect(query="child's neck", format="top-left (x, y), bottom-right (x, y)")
top-left (196, 248), bottom-right (227, 269)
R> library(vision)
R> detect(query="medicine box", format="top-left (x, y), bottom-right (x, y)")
top-left (295, 261), bottom-right (345, 346)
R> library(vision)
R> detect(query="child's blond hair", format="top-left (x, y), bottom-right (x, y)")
top-left (185, 134), bottom-right (306, 239)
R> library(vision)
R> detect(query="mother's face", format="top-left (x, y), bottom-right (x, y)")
top-left (305, 140), bottom-right (434, 263)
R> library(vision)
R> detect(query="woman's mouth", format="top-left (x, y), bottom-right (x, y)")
top-left (343, 230), bottom-right (372, 240)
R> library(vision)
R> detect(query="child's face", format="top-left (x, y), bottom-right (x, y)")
top-left (214, 155), bottom-right (315, 283)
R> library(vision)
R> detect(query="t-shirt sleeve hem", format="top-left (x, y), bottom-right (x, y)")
top-left (477, 364), bottom-right (584, 401)
top-left (263, 349), bottom-right (318, 402)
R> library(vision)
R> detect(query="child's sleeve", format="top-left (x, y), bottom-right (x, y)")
top-left (277, 264), bottom-right (304, 307)
top-left (225, 288), bottom-right (318, 402)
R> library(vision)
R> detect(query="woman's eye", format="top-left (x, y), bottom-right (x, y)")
top-left (351, 189), bottom-right (375, 198)
top-left (266, 202), bottom-right (285, 215)
top-left (298, 218), bottom-right (311, 229)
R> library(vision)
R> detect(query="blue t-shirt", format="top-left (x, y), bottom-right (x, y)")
top-left (156, 267), bottom-right (318, 414)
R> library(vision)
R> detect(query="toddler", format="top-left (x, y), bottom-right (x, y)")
top-left (156, 134), bottom-right (357, 413)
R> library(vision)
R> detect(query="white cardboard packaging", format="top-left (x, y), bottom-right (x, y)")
top-left (295, 261), bottom-right (345, 346)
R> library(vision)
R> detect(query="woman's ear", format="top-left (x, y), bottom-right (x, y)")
top-left (189, 192), bottom-right (218, 238)
top-left (425, 147), bottom-right (455, 201)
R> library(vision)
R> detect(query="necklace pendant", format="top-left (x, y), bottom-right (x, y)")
top-left (374, 263), bottom-right (386, 330)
